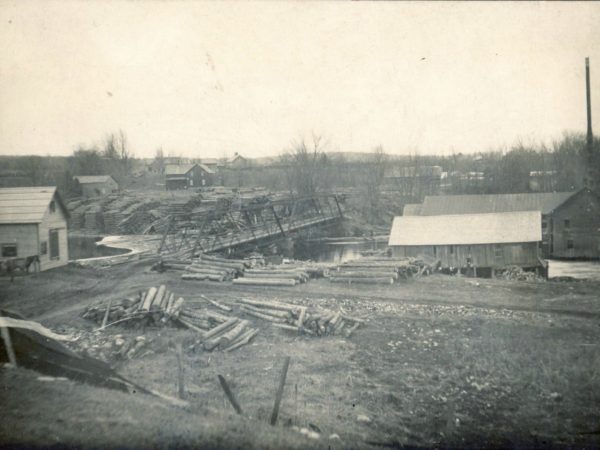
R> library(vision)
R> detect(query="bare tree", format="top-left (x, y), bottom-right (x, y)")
top-left (282, 133), bottom-right (330, 197)
top-left (103, 129), bottom-right (132, 176)
top-left (153, 147), bottom-right (165, 174)
top-left (362, 146), bottom-right (388, 223)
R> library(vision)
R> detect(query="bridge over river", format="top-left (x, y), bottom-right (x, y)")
top-left (159, 193), bottom-right (345, 256)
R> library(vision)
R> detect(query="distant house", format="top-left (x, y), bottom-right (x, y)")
top-left (388, 211), bottom-right (543, 273)
top-left (164, 164), bottom-right (215, 190)
top-left (0, 187), bottom-right (70, 272)
top-left (199, 158), bottom-right (221, 171)
top-left (227, 153), bottom-right (249, 169)
top-left (406, 190), bottom-right (600, 259)
top-left (73, 175), bottom-right (119, 199)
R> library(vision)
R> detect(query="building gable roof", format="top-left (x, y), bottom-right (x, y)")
top-left (73, 175), bottom-right (116, 185)
top-left (419, 192), bottom-right (575, 216)
top-left (0, 186), bottom-right (69, 224)
top-left (164, 164), bottom-right (197, 176)
top-left (197, 163), bottom-right (216, 174)
top-left (388, 211), bottom-right (542, 246)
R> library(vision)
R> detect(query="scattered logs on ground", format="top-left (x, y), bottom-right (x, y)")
top-left (237, 298), bottom-right (363, 337)
top-left (81, 285), bottom-right (186, 328)
top-left (81, 287), bottom-right (258, 353)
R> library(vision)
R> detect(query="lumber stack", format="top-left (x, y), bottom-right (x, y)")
top-left (237, 298), bottom-right (364, 337)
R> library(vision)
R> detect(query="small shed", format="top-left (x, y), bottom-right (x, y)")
top-left (0, 187), bottom-right (70, 272)
top-left (165, 164), bottom-right (214, 190)
top-left (388, 211), bottom-right (542, 270)
top-left (73, 175), bottom-right (119, 199)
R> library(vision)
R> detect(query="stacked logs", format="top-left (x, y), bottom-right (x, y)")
top-left (233, 267), bottom-right (309, 287)
top-left (232, 261), bottom-right (331, 287)
top-left (328, 256), bottom-right (440, 284)
top-left (157, 253), bottom-right (254, 282)
top-left (237, 298), bottom-right (363, 337)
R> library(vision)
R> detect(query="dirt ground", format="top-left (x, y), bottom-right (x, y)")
top-left (1, 260), bottom-right (600, 449)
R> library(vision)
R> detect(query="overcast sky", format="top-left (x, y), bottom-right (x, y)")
top-left (1, 1), bottom-right (599, 159)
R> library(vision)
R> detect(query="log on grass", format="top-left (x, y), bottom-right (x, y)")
top-left (240, 307), bottom-right (287, 323)
top-left (238, 298), bottom-right (300, 313)
top-left (176, 317), bottom-right (208, 333)
top-left (151, 285), bottom-right (167, 311)
top-left (200, 294), bottom-right (232, 312)
top-left (171, 298), bottom-right (185, 318)
top-left (224, 328), bottom-right (259, 353)
top-left (240, 304), bottom-right (291, 319)
top-left (203, 317), bottom-right (239, 340)
top-left (329, 276), bottom-right (394, 285)
top-left (218, 320), bottom-right (249, 348)
top-left (233, 278), bottom-right (296, 287)
top-left (181, 273), bottom-right (225, 282)
top-left (141, 287), bottom-right (157, 311)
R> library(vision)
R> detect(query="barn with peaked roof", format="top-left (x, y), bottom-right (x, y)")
top-left (0, 187), bottom-right (70, 272)
top-left (73, 175), bottom-right (119, 199)
top-left (388, 211), bottom-right (543, 272)
top-left (406, 189), bottom-right (600, 259)
top-left (164, 164), bottom-right (215, 190)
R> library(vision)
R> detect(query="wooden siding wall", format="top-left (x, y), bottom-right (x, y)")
top-left (38, 200), bottom-right (69, 271)
top-left (81, 179), bottom-right (118, 198)
top-left (0, 224), bottom-right (38, 260)
top-left (550, 190), bottom-right (600, 259)
top-left (391, 242), bottom-right (540, 268)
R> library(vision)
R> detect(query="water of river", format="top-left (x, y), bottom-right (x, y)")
top-left (294, 239), bottom-right (388, 264)
top-left (547, 259), bottom-right (600, 281)
top-left (68, 235), bottom-right (130, 260)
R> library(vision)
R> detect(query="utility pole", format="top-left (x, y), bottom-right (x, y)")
top-left (586, 57), bottom-right (593, 149)
top-left (584, 57), bottom-right (595, 191)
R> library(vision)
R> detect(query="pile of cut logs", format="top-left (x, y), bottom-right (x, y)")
top-left (82, 287), bottom-right (259, 353)
top-left (156, 253), bottom-right (256, 282)
top-left (232, 261), bottom-right (332, 287)
top-left (328, 256), bottom-right (440, 285)
top-left (237, 298), bottom-right (363, 337)
top-left (82, 285), bottom-right (186, 327)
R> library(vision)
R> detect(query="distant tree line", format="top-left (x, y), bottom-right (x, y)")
top-left (1, 131), bottom-right (598, 210)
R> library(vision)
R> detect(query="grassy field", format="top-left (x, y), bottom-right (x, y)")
top-left (1, 261), bottom-right (600, 448)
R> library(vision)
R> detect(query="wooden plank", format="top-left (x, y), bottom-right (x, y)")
top-left (176, 342), bottom-right (185, 400)
top-left (218, 375), bottom-right (242, 414)
top-left (270, 356), bottom-right (291, 426)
